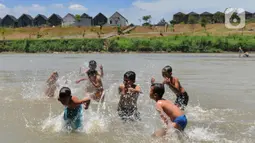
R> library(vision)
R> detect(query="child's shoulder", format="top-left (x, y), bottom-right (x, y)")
top-left (119, 84), bottom-right (125, 88)
top-left (156, 99), bottom-right (167, 104)
top-left (71, 95), bottom-right (78, 100)
top-left (173, 76), bottom-right (180, 82)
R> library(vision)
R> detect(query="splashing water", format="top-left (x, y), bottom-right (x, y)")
top-left (21, 76), bottom-right (46, 100)
top-left (17, 63), bottom-right (255, 142)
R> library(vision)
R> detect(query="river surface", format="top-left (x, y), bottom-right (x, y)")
top-left (0, 53), bottom-right (254, 143)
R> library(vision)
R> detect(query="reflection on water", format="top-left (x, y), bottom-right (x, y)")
top-left (0, 53), bottom-right (254, 143)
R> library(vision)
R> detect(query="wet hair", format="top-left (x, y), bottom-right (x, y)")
top-left (53, 71), bottom-right (59, 78)
top-left (162, 66), bottom-right (172, 77)
top-left (151, 83), bottom-right (165, 99)
top-left (59, 87), bottom-right (71, 99)
top-left (87, 69), bottom-right (97, 77)
top-left (124, 71), bottom-right (136, 81)
top-left (89, 60), bottom-right (97, 68)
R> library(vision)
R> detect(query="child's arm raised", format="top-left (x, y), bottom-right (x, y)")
top-left (76, 78), bottom-right (88, 84)
top-left (164, 78), bottom-right (181, 95)
top-left (72, 96), bottom-right (90, 104)
top-left (99, 65), bottom-right (104, 78)
top-left (156, 101), bottom-right (169, 125)
top-left (128, 85), bottom-right (142, 94)
top-left (46, 73), bottom-right (54, 83)
top-left (119, 84), bottom-right (127, 95)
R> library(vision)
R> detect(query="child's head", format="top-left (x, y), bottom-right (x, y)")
top-left (162, 66), bottom-right (172, 78)
top-left (89, 60), bottom-right (97, 70)
top-left (52, 71), bottom-right (59, 80)
top-left (150, 83), bottom-right (165, 101)
top-left (123, 71), bottom-right (136, 86)
top-left (87, 69), bottom-right (97, 80)
top-left (58, 87), bottom-right (72, 105)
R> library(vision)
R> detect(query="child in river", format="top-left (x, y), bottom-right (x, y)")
top-left (80, 60), bottom-right (104, 78)
top-left (45, 71), bottom-right (59, 97)
top-left (76, 69), bottom-right (105, 102)
top-left (118, 71), bottom-right (142, 122)
top-left (150, 83), bottom-right (188, 137)
top-left (151, 66), bottom-right (189, 110)
top-left (58, 87), bottom-right (91, 130)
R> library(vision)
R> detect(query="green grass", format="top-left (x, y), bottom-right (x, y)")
top-left (1, 35), bottom-right (255, 53)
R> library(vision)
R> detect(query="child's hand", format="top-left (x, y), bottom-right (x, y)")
top-left (128, 88), bottom-right (135, 93)
top-left (99, 65), bottom-right (103, 70)
top-left (83, 103), bottom-right (89, 110)
top-left (76, 80), bottom-right (80, 84)
top-left (163, 78), bottom-right (170, 84)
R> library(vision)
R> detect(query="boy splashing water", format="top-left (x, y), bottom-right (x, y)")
top-left (118, 71), bottom-right (142, 122)
top-left (150, 83), bottom-right (188, 137)
top-left (77, 60), bottom-right (105, 102)
top-left (58, 87), bottom-right (90, 130)
top-left (152, 66), bottom-right (189, 110)
top-left (76, 69), bottom-right (105, 103)
top-left (80, 60), bottom-right (104, 78)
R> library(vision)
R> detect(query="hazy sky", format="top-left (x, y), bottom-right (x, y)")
top-left (0, 0), bottom-right (254, 24)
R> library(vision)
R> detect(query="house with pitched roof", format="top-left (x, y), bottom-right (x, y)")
top-left (173, 12), bottom-right (186, 23)
top-left (33, 14), bottom-right (48, 27)
top-left (92, 13), bottom-right (108, 26)
top-left (200, 12), bottom-right (213, 23)
top-left (62, 13), bottom-right (76, 26)
top-left (48, 13), bottom-right (63, 26)
top-left (242, 11), bottom-right (253, 19)
top-left (213, 11), bottom-right (225, 23)
top-left (18, 14), bottom-right (33, 27)
top-left (186, 12), bottom-right (200, 23)
top-left (74, 13), bottom-right (93, 26)
top-left (108, 11), bottom-right (128, 26)
top-left (1, 15), bottom-right (18, 27)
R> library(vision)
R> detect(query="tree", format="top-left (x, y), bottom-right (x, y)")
top-left (0, 28), bottom-right (6, 40)
top-left (75, 14), bottom-right (81, 22)
top-left (200, 17), bottom-right (208, 31)
top-left (142, 15), bottom-right (152, 26)
top-left (82, 30), bottom-right (86, 38)
top-left (188, 15), bottom-right (196, 32)
top-left (170, 20), bottom-right (177, 32)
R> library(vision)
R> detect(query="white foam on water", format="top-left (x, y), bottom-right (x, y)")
top-left (242, 124), bottom-right (255, 138)
top-left (20, 71), bottom-right (81, 100)
top-left (185, 105), bottom-right (234, 123)
top-left (83, 108), bottom-right (109, 134)
top-left (41, 106), bottom-right (110, 134)
top-left (186, 126), bottom-right (223, 142)
top-left (40, 94), bottom-right (110, 135)
top-left (21, 76), bottom-right (47, 100)
top-left (17, 66), bottom-right (255, 142)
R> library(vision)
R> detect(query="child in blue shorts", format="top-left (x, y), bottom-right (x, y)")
top-left (150, 83), bottom-right (188, 137)
top-left (58, 87), bottom-right (91, 130)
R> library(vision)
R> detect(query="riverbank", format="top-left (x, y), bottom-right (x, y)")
top-left (0, 23), bottom-right (255, 40)
top-left (0, 35), bottom-right (254, 53)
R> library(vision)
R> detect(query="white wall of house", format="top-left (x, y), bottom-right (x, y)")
top-left (62, 14), bottom-right (75, 26)
top-left (109, 12), bottom-right (128, 26)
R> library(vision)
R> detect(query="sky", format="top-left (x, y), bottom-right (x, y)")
top-left (0, 0), bottom-right (254, 25)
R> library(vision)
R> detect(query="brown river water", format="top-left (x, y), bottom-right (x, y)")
top-left (0, 53), bottom-right (254, 143)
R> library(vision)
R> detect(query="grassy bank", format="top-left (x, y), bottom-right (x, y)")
top-left (0, 35), bottom-right (255, 53)
top-left (0, 23), bottom-right (255, 40)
